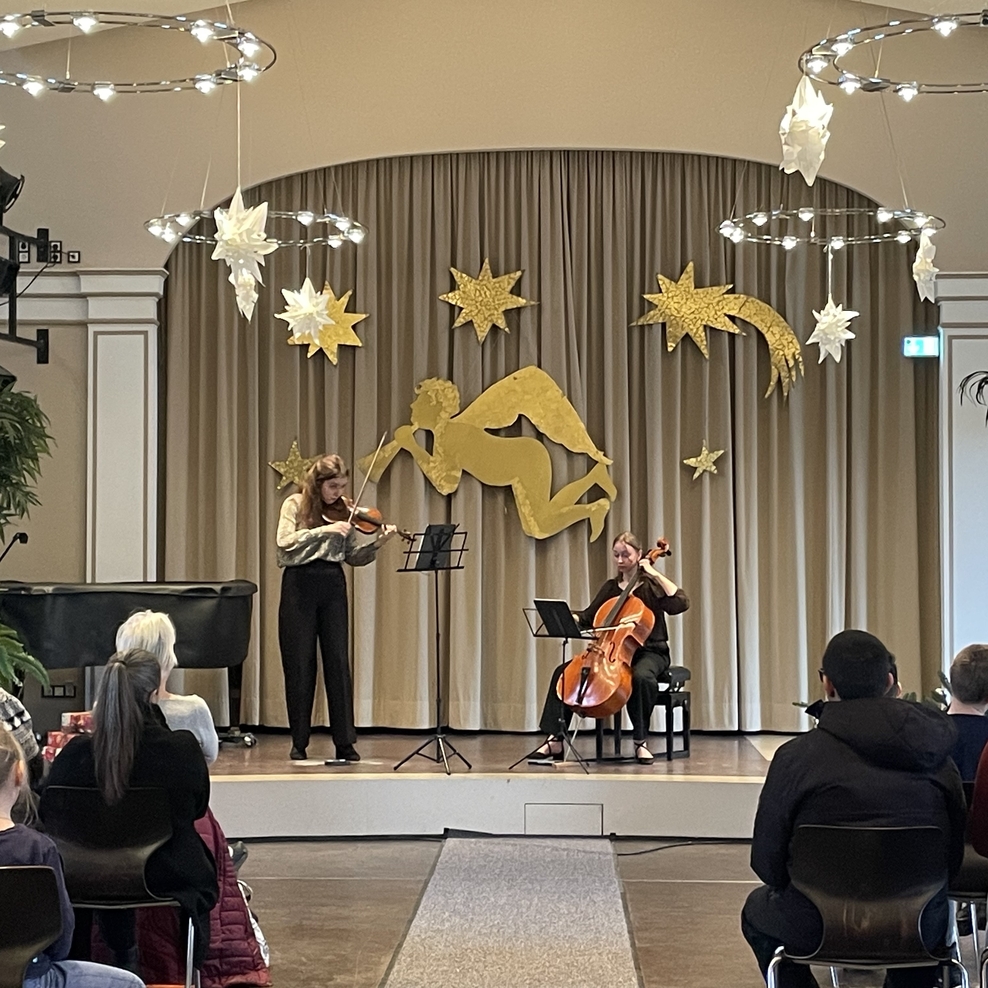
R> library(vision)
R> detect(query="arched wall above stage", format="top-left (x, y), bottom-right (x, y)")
top-left (160, 148), bottom-right (938, 734)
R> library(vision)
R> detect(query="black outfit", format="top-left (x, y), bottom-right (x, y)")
top-left (538, 575), bottom-right (689, 740)
top-left (742, 697), bottom-right (966, 988)
top-left (276, 493), bottom-right (383, 753)
top-left (42, 712), bottom-right (218, 966)
top-left (949, 712), bottom-right (988, 781)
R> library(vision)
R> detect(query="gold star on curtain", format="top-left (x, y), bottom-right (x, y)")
top-left (269, 439), bottom-right (319, 490)
top-left (439, 258), bottom-right (535, 343)
top-left (683, 440), bottom-right (724, 480)
top-left (633, 262), bottom-right (742, 358)
top-left (288, 282), bottom-right (367, 364)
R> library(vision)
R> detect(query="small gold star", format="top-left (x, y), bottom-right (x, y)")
top-left (439, 258), bottom-right (535, 343)
top-left (288, 282), bottom-right (367, 364)
top-left (269, 439), bottom-right (319, 490)
top-left (633, 262), bottom-right (742, 358)
top-left (683, 440), bottom-right (724, 480)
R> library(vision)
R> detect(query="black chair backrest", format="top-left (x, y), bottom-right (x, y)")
top-left (40, 786), bottom-right (174, 905)
top-left (0, 866), bottom-right (62, 988)
top-left (787, 825), bottom-right (946, 965)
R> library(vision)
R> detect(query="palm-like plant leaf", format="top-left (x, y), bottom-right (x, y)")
top-left (0, 620), bottom-right (49, 690)
top-left (0, 388), bottom-right (53, 543)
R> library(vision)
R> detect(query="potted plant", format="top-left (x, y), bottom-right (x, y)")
top-left (0, 374), bottom-right (52, 689)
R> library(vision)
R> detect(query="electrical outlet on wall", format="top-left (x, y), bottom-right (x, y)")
top-left (67, 250), bottom-right (80, 263)
top-left (16, 240), bottom-right (29, 264)
top-left (48, 240), bottom-right (62, 264)
top-left (41, 683), bottom-right (77, 699)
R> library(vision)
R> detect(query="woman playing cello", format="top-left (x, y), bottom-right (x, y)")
top-left (533, 531), bottom-right (689, 763)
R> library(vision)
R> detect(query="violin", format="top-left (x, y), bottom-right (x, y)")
top-left (322, 497), bottom-right (414, 544)
top-left (557, 535), bottom-right (672, 718)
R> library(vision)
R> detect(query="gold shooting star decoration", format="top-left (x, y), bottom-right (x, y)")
top-left (268, 439), bottom-right (319, 490)
top-left (633, 262), bottom-right (804, 398)
top-left (683, 440), bottom-right (724, 480)
top-left (439, 258), bottom-right (536, 343)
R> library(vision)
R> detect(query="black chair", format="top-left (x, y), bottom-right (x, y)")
top-left (0, 866), bottom-right (62, 988)
top-left (766, 825), bottom-right (968, 988)
top-left (40, 786), bottom-right (197, 988)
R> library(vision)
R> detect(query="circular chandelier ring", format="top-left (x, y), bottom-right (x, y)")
top-left (145, 209), bottom-right (368, 248)
top-left (799, 12), bottom-right (988, 96)
top-left (0, 11), bottom-right (275, 98)
top-left (717, 207), bottom-right (944, 248)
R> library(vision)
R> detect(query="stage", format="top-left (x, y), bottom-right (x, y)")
top-left (208, 731), bottom-right (788, 840)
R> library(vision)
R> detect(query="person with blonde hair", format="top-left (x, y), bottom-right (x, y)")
top-left (116, 610), bottom-right (219, 764)
top-left (276, 453), bottom-right (396, 761)
top-left (0, 729), bottom-right (145, 988)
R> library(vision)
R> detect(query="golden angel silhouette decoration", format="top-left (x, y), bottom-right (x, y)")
top-left (358, 366), bottom-right (617, 541)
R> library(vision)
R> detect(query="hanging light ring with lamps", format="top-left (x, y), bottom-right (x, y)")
top-left (0, 10), bottom-right (275, 100)
top-left (800, 12), bottom-right (988, 98)
top-left (718, 206), bottom-right (945, 249)
top-left (145, 208), bottom-right (368, 248)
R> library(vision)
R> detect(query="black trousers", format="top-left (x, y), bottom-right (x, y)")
top-left (741, 884), bottom-right (947, 988)
top-left (278, 561), bottom-right (356, 749)
top-left (538, 644), bottom-right (670, 740)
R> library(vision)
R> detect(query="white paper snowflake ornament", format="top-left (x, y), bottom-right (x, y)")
top-left (275, 277), bottom-right (333, 342)
top-left (211, 187), bottom-right (279, 319)
top-left (807, 295), bottom-right (858, 363)
top-left (780, 76), bottom-right (833, 187)
top-left (912, 231), bottom-right (938, 303)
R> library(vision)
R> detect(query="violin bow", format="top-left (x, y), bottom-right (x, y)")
top-left (347, 432), bottom-right (388, 526)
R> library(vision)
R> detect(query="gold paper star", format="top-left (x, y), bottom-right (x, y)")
top-left (269, 439), bottom-right (319, 490)
top-left (288, 282), bottom-right (367, 364)
top-left (633, 262), bottom-right (743, 358)
top-left (683, 440), bottom-right (724, 480)
top-left (439, 258), bottom-right (535, 343)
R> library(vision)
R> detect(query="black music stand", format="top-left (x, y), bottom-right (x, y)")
top-left (393, 524), bottom-right (471, 775)
top-left (508, 599), bottom-right (590, 773)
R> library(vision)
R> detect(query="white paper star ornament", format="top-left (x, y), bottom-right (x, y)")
top-left (780, 76), bottom-right (833, 186)
top-left (807, 295), bottom-right (858, 363)
top-left (275, 277), bottom-right (333, 342)
top-left (912, 232), bottom-right (938, 303)
top-left (211, 186), bottom-right (279, 319)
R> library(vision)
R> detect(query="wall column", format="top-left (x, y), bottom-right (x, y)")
top-left (938, 273), bottom-right (988, 669)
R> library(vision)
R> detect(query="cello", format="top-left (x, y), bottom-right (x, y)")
top-left (558, 537), bottom-right (671, 719)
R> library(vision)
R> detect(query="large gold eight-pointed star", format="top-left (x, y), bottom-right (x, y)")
top-left (439, 258), bottom-right (535, 343)
top-left (288, 282), bottom-right (367, 364)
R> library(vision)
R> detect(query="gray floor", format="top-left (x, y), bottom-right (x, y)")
top-left (242, 837), bottom-right (769, 988)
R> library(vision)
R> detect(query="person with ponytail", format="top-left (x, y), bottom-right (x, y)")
top-left (0, 730), bottom-right (144, 988)
top-left (42, 650), bottom-right (217, 973)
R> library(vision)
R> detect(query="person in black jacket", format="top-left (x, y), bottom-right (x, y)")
top-left (42, 650), bottom-right (218, 973)
top-left (742, 629), bottom-right (966, 988)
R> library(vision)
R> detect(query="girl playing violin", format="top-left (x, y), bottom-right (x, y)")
top-left (534, 531), bottom-right (689, 763)
top-left (276, 454), bottom-right (396, 761)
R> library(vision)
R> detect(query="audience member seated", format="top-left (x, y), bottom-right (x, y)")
top-left (0, 729), bottom-right (146, 988)
top-left (41, 650), bottom-right (218, 974)
top-left (0, 684), bottom-right (43, 788)
top-left (742, 629), bottom-right (966, 988)
top-left (946, 644), bottom-right (988, 781)
top-left (116, 610), bottom-right (219, 765)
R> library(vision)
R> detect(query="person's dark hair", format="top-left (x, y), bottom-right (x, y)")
top-left (821, 629), bottom-right (894, 700)
top-left (92, 649), bottom-right (161, 805)
top-left (950, 644), bottom-right (988, 703)
top-left (298, 454), bottom-right (348, 529)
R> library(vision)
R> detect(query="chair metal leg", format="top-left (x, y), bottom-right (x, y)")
top-left (972, 901), bottom-right (981, 957)
top-left (952, 899), bottom-right (964, 964)
top-left (184, 915), bottom-right (196, 988)
top-left (766, 947), bottom-right (784, 988)
top-left (829, 965), bottom-right (840, 987)
top-left (949, 956), bottom-right (970, 988)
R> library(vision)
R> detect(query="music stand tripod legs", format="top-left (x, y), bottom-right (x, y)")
top-left (393, 526), bottom-right (471, 776)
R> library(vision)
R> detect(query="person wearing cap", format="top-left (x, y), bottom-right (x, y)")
top-left (741, 629), bottom-right (966, 988)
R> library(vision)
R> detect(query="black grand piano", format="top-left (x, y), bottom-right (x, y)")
top-left (0, 581), bottom-right (257, 735)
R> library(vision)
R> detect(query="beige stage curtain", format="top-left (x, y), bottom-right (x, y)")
top-left (162, 150), bottom-right (938, 733)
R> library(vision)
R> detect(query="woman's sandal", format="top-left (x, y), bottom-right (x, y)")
top-left (634, 740), bottom-right (654, 764)
top-left (533, 736), bottom-right (564, 760)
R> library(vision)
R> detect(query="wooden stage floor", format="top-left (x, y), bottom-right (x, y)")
top-left (209, 732), bottom-right (788, 840)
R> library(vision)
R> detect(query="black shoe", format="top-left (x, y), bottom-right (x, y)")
top-left (289, 745), bottom-right (307, 760)
top-left (335, 744), bottom-right (360, 762)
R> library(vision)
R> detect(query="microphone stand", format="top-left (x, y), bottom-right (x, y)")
top-left (0, 532), bottom-right (27, 567)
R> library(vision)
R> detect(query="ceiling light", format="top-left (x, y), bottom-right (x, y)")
top-left (896, 230), bottom-right (913, 243)
top-left (190, 19), bottom-right (214, 42)
top-left (729, 227), bottom-right (745, 243)
top-left (92, 82), bottom-right (115, 101)
top-left (718, 220), bottom-right (735, 237)
top-left (752, 212), bottom-right (769, 226)
top-left (71, 11), bottom-right (98, 33)
top-left (346, 225), bottom-right (366, 244)
top-left (805, 54), bottom-right (828, 75)
top-left (296, 211), bottom-right (315, 226)
top-left (895, 83), bottom-right (918, 101)
top-left (21, 79), bottom-right (46, 97)
top-left (829, 236), bottom-right (845, 250)
top-left (933, 18), bottom-right (958, 36)
top-left (832, 39), bottom-right (853, 56)
top-left (798, 208), bottom-right (815, 222)
top-left (839, 74), bottom-right (860, 94)
top-left (193, 74), bottom-right (217, 94)
top-left (876, 208), bottom-right (894, 223)
top-left (782, 236), bottom-right (798, 250)
top-left (238, 33), bottom-right (260, 56)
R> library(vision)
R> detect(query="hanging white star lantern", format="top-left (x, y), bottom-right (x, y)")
top-left (807, 295), bottom-right (858, 363)
top-left (780, 76), bottom-right (833, 186)
top-left (274, 277), bottom-right (333, 342)
top-left (210, 187), bottom-right (279, 319)
top-left (912, 231), bottom-right (938, 302)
